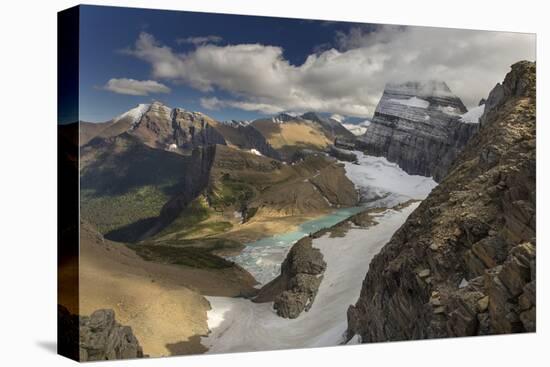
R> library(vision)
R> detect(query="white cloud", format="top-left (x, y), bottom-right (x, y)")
top-left (125, 29), bottom-right (535, 117)
top-left (176, 35), bottom-right (222, 45)
top-left (200, 97), bottom-right (284, 114)
top-left (103, 78), bottom-right (170, 96)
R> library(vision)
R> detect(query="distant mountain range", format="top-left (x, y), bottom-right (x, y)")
top-left (80, 103), bottom-right (354, 159)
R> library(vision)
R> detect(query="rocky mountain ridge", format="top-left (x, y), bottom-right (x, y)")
top-left (80, 103), bottom-right (355, 161)
top-left (347, 61), bottom-right (536, 342)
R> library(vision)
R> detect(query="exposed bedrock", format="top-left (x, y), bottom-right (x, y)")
top-left (347, 61), bottom-right (536, 342)
top-left (358, 80), bottom-right (479, 181)
top-left (58, 305), bottom-right (145, 361)
top-left (327, 145), bottom-right (358, 163)
top-left (172, 107), bottom-right (227, 149)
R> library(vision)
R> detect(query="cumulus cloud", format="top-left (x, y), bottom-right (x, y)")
top-left (103, 78), bottom-right (170, 96)
top-left (125, 28), bottom-right (534, 117)
top-left (176, 35), bottom-right (223, 45)
top-left (200, 97), bottom-right (284, 114)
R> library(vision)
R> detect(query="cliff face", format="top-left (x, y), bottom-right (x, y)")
top-left (172, 108), bottom-right (227, 150)
top-left (213, 121), bottom-right (282, 160)
top-left (347, 61), bottom-right (536, 342)
top-left (141, 144), bottom-right (217, 238)
top-left (358, 81), bottom-right (479, 181)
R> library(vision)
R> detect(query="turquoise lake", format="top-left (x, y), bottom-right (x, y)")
top-left (227, 205), bottom-right (371, 285)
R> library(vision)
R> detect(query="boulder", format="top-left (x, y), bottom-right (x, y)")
top-left (254, 237), bottom-right (326, 319)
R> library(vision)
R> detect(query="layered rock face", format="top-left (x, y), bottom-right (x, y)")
top-left (254, 236), bottom-right (326, 319)
top-left (358, 81), bottom-right (479, 181)
top-left (347, 61), bottom-right (536, 342)
top-left (58, 305), bottom-right (144, 361)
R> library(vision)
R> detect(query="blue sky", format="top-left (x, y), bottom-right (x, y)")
top-left (79, 5), bottom-right (376, 122)
top-left (77, 5), bottom-right (535, 123)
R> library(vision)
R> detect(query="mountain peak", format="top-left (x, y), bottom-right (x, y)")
top-left (385, 80), bottom-right (454, 98)
top-left (301, 111), bottom-right (324, 123)
top-left (271, 113), bottom-right (300, 123)
top-left (113, 103), bottom-right (151, 125)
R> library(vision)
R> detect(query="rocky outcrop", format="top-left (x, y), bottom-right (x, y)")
top-left (79, 309), bottom-right (145, 361)
top-left (58, 305), bottom-right (145, 361)
top-left (347, 61), bottom-right (536, 342)
top-left (214, 121), bottom-right (281, 160)
top-left (358, 81), bottom-right (479, 181)
top-left (327, 145), bottom-right (358, 163)
top-left (254, 237), bottom-right (326, 319)
top-left (172, 108), bottom-right (227, 150)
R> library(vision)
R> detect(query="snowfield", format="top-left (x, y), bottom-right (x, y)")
top-left (389, 96), bottom-right (430, 109)
top-left (202, 203), bottom-right (420, 353)
top-left (343, 151), bottom-right (437, 201)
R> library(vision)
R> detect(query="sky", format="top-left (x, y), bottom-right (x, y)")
top-left (78, 5), bottom-right (536, 123)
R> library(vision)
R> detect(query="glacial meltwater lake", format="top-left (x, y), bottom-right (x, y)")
top-left (227, 206), bottom-right (366, 285)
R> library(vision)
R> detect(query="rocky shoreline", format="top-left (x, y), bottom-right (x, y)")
top-left (254, 201), bottom-right (417, 319)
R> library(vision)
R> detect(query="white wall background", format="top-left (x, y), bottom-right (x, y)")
top-left (0, 0), bottom-right (547, 366)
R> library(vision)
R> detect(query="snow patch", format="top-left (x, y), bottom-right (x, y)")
top-left (346, 334), bottom-right (362, 345)
top-left (342, 120), bottom-right (370, 136)
top-left (459, 104), bottom-right (485, 124)
top-left (342, 123), bottom-right (367, 136)
top-left (389, 96), bottom-right (430, 109)
top-left (343, 151), bottom-right (437, 201)
top-left (437, 105), bottom-right (460, 116)
top-left (114, 103), bottom-right (150, 126)
top-left (223, 119), bottom-right (251, 127)
top-left (330, 114), bottom-right (346, 123)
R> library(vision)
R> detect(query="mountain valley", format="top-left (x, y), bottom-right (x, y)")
top-left (60, 61), bottom-right (536, 359)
